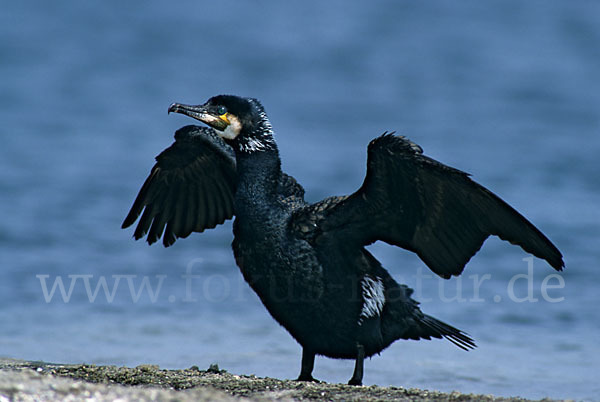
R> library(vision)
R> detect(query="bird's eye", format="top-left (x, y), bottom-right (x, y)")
top-left (217, 106), bottom-right (227, 115)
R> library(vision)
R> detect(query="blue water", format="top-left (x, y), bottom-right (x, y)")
top-left (1, 1), bottom-right (599, 400)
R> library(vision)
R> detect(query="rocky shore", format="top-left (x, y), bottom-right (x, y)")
top-left (0, 358), bottom-right (565, 401)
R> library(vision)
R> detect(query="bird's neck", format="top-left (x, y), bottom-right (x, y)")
top-left (235, 146), bottom-right (283, 198)
top-left (233, 146), bottom-right (285, 231)
top-left (231, 118), bottom-right (285, 221)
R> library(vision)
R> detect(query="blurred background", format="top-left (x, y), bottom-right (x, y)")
top-left (1, 1), bottom-right (598, 400)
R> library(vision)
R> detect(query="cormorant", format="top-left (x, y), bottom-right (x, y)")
top-left (122, 95), bottom-right (564, 385)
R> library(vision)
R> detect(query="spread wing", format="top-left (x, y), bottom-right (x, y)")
top-left (122, 125), bottom-right (236, 247)
top-left (293, 133), bottom-right (564, 278)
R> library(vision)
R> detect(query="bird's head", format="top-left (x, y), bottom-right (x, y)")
top-left (168, 95), bottom-right (276, 153)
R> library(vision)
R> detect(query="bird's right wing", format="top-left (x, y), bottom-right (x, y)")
top-left (293, 133), bottom-right (564, 278)
top-left (122, 125), bottom-right (236, 247)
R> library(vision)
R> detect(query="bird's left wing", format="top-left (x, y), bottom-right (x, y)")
top-left (122, 125), bottom-right (236, 247)
top-left (292, 133), bottom-right (564, 278)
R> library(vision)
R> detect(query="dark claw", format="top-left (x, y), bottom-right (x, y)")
top-left (347, 378), bottom-right (362, 386)
top-left (296, 374), bottom-right (322, 383)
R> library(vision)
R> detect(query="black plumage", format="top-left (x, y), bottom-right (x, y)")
top-left (122, 95), bottom-right (564, 385)
top-left (122, 125), bottom-right (236, 246)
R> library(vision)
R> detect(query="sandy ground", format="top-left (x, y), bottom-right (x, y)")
top-left (0, 358), bottom-right (567, 402)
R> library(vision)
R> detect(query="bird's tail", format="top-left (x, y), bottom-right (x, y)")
top-left (413, 314), bottom-right (476, 351)
top-left (380, 282), bottom-right (476, 351)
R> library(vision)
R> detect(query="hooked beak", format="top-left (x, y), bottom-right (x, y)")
top-left (168, 102), bottom-right (229, 131)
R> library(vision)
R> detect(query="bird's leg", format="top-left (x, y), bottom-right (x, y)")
top-left (296, 348), bottom-right (318, 382)
top-left (348, 343), bottom-right (365, 386)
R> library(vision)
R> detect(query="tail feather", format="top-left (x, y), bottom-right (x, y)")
top-left (417, 315), bottom-right (476, 350)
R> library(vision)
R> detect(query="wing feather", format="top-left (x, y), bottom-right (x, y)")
top-left (181, 186), bottom-right (199, 238)
top-left (122, 125), bottom-right (236, 246)
top-left (198, 182), bottom-right (212, 230)
top-left (167, 184), bottom-right (189, 241)
top-left (294, 132), bottom-right (564, 277)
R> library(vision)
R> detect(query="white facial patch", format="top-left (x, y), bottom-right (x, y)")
top-left (358, 275), bottom-right (385, 325)
top-left (217, 114), bottom-right (242, 140)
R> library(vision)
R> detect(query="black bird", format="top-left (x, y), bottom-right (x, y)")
top-left (122, 95), bottom-right (564, 385)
